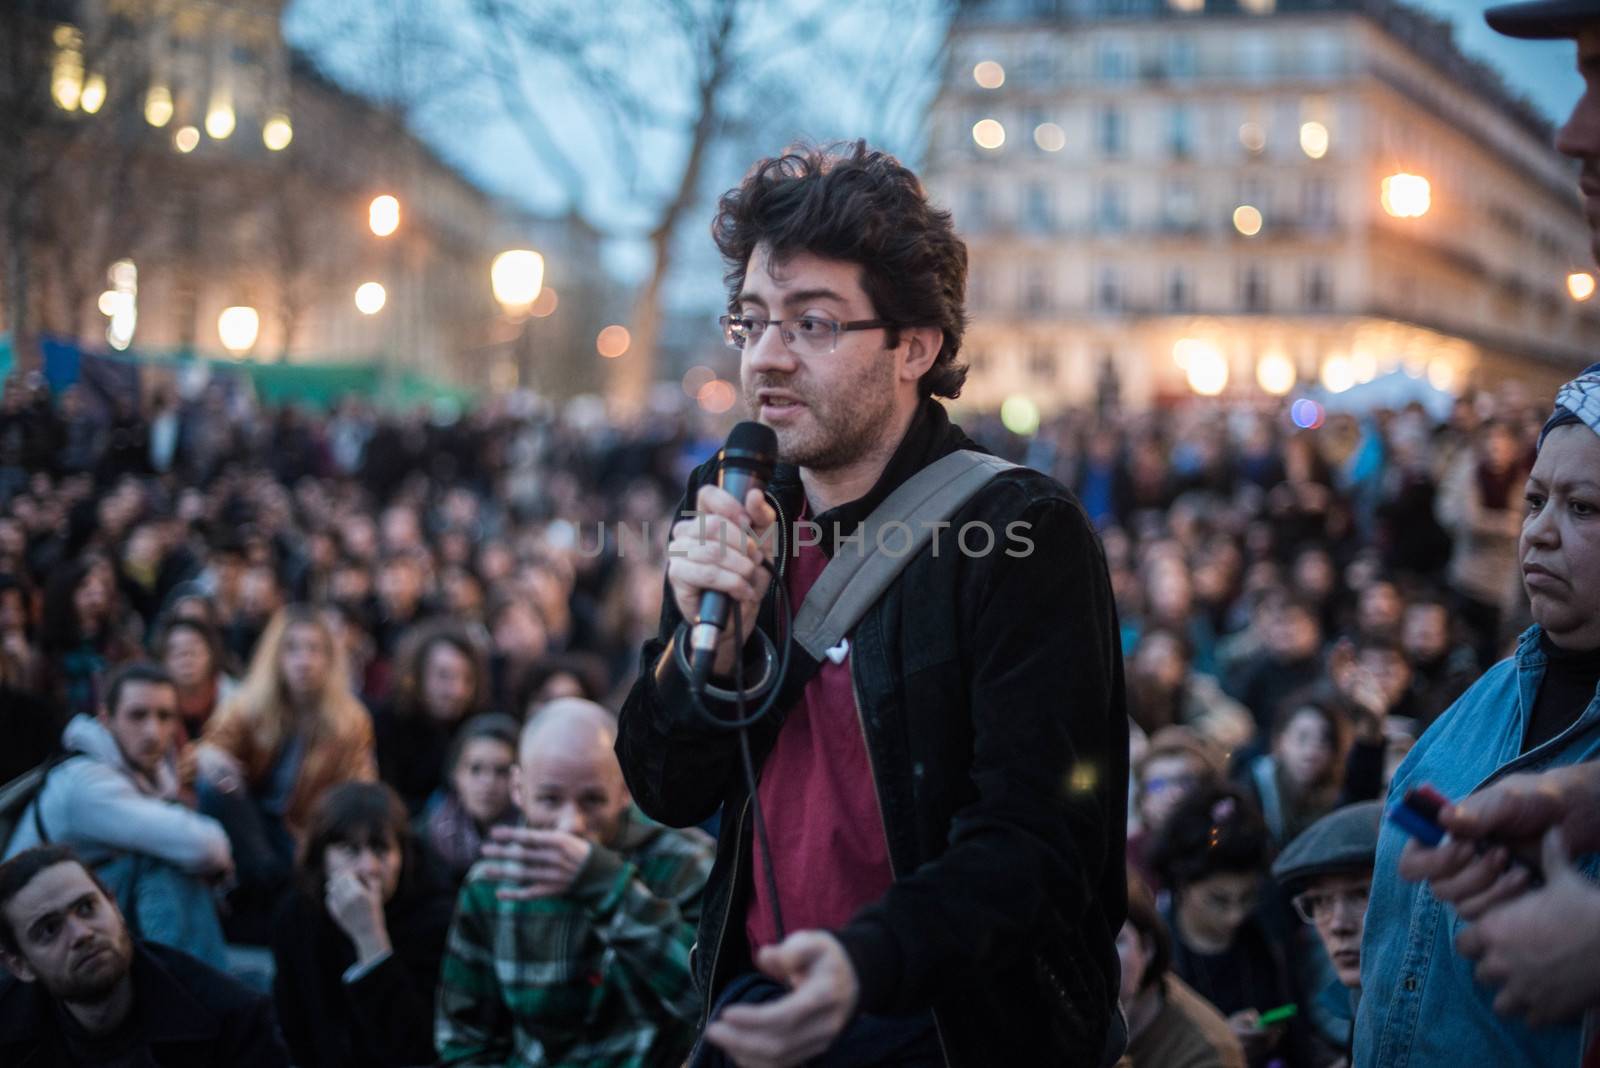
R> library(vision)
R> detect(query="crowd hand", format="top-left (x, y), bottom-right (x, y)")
top-left (1442, 765), bottom-right (1600, 857)
top-left (666, 485), bottom-right (776, 676)
top-left (1396, 835), bottom-right (1531, 922)
top-left (325, 870), bottom-right (391, 962)
top-left (1456, 827), bottom-right (1600, 1026)
top-left (194, 744), bottom-right (244, 793)
top-left (705, 931), bottom-right (859, 1068)
top-left (1226, 1009), bottom-right (1284, 1059)
top-left (480, 825), bottom-right (593, 901)
top-left (175, 742), bottom-right (199, 792)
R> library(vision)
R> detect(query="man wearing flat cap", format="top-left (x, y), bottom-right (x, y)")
top-left (1274, 802), bottom-right (1380, 1068)
top-left (1379, 6), bottom-right (1600, 1067)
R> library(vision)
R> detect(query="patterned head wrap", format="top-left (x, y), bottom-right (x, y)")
top-left (1538, 362), bottom-right (1600, 451)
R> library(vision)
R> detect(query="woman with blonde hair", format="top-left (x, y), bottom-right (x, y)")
top-left (197, 603), bottom-right (375, 943)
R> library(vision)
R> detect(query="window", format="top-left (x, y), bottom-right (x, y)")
top-left (1238, 33), bottom-right (1273, 81)
top-left (1240, 264), bottom-right (1269, 312)
top-left (1023, 183), bottom-right (1053, 231)
top-left (1096, 39), bottom-right (1132, 82)
top-left (1096, 182), bottom-right (1128, 232)
top-left (1167, 35), bottom-right (1197, 76)
top-left (1163, 179), bottom-right (1198, 229)
top-left (1167, 267), bottom-right (1192, 311)
top-left (1024, 265), bottom-right (1052, 312)
top-left (1030, 345), bottom-right (1058, 381)
top-left (1302, 177), bottom-right (1335, 227)
top-left (1168, 104), bottom-right (1194, 159)
top-left (1304, 264), bottom-right (1333, 310)
top-left (1097, 106), bottom-right (1126, 157)
top-left (1097, 267), bottom-right (1123, 312)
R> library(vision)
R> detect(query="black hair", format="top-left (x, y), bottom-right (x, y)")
top-left (1147, 785), bottom-right (1272, 890)
top-left (0, 846), bottom-right (116, 956)
top-left (297, 781), bottom-right (420, 904)
top-left (712, 140), bottom-right (969, 400)
top-left (103, 660), bottom-right (177, 716)
top-left (444, 713), bottom-right (521, 787)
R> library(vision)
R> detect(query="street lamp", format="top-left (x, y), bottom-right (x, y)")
top-left (263, 114), bottom-right (293, 151)
top-left (218, 306), bottom-right (259, 357)
top-left (1568, 272), bottom-right (1595, 301)
top-left (369, 195), bottom-right (401, 237)
top-left (491, 249), bottom-right (544, 311)
top-left (1381, 173), bottom-right (1430, 218)
top-left (355, 282), bottom-right (387, 315)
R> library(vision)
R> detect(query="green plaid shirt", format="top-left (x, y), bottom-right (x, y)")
top-left (435, 806), bottom-right (714, 1067)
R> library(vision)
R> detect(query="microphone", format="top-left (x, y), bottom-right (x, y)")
top-left (689, 420), bottom-right (778, 691)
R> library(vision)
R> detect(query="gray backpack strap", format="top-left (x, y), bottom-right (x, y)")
top-left (792, 450), bottom-right (1018, 660)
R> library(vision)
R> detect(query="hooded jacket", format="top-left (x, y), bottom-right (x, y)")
top-left (4, 714), bottom-right (231, 874)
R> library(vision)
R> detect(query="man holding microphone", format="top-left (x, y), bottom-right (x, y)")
top-left (616, 142), bottom-right (1128, 1067)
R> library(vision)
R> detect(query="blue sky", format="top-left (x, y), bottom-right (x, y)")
top-left (1426, 0), bottom-right (1582, 126)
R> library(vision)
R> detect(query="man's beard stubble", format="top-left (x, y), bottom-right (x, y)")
top-left (745, 355), bottom-right (898, 474)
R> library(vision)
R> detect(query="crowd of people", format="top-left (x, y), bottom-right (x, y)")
top-left (0, 355), bottom-right (1579, 1067)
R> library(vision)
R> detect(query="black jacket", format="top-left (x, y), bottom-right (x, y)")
top-left (270, 881), bottom-right (454, 1068)
top-left (617, 400), bottom-right (1129, 1066)
top-left (0, 940), bottom-right (290, 1067)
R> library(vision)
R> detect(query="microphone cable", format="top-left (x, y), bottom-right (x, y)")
top-left (685, 548), bottom-right (793, 945)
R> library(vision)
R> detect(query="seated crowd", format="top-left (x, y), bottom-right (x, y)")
top-left (0, 374), bottom-right (1589, 1066)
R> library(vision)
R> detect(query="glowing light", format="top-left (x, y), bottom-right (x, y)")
top-left (1320, 354), bottom-right (1354, 393)
top-left (1568, 272), bottom-right (1595, 301)
top-left (1001, 395), bottom-right (1041, 436)
top-left (1427, 358), bottom-right (1458, 393)
top-left (79, 73), bottom-right (106, 114)
top-left (698, 379), bottom-right (738, 413)
top-left (263, 114), bottom-right (293, 151)
top-left (102, 261), bottom-right (137, 352)
top-left (1239, 122), bottom-right (1266, 153)
top-left (369, 195), bottom-right (401, 237)
top-left (205, 102), bottom-right (235, 140)
top-left (1381, 173), bottom-right (1431, 218)
top-left (354, 282), bottom-right (387, 315)
top-left (682, 365), bottom-right (716, 398)
top-left (1185, 344), bottom-right (1229, 396)
top-left (52, 71), bottom-right (82, 111)
top-left (597, 325), bottom-right (631, 359)
top-left (1172, 337), bottom-right (1212, 369)
top-left (1351, 349), bottom-right (1377, 384)
top-left (97, 290), bottom-right (119, 316)
top-left (1233, 205), bottom-right (1263, 236)
top-left (529, 286), bottom-right (558, 318)
top-left (110, 260), bottom-right (136, 289)
top-left (1168, 0), bottom-right (1203, 11)
top-left (1256, 351), bottom-right (1296, 395)
top-left (1290, 399), bottom-right (1325, 429)
top-left (491, 249), bottom-right (543, 310)
top-left (217, 306), bottom-right (260, 356)
top-left (145, 86), bottom-right (173, 127)
top-left (972, 119), bottom-right (1006, 150)
top-left (973, 61), bottom-right (1005, 89)
top-left (1299, 121), bottom-right (1329, 159)
top-left (174, 126), bottom-right (200, 153)
top-left (1033, 123), bottom-right (1065, 152)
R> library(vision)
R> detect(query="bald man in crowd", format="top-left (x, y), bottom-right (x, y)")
top-left (434, 698), bottom-right (716, 1067)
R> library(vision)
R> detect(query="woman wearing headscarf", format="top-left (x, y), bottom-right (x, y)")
top-left (1356, 363), bottom-right (1600, 1068)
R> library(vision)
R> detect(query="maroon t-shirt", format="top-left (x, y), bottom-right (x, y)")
top-left (745, 513), bottom-right (894, 951)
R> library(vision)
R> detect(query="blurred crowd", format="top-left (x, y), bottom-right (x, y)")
top-left (0, 369), bottom-right (1558, 1066)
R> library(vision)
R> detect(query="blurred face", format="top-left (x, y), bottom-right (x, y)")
top-left (379, 561), bottom-right (422, 611)
top-left (324, 831), bottom-right (402, 905)
top-left (101, 680), bottom-right (180, 777)
top-left (514, 726), bottom-right (631, 848)
top-left (1134, 633), bottom-right (1187, 692)
top-left (1115, 922), bottom-right (1152, 1004)
top-left (738, 247), bottom-right (904, 472)
top-left (279, 621), bottom-right (332, 703)
top-left (1, 863), bottom-right (133, 1001)
top-left (1520, 425), bottom-right (1600, 650)
top-left (1481, 424), bottom-right (1519, 472)
top-left (1358, 582), bottom-right (1403, 635)
top-left (1277, 708), bottom-right (1335, 789)
top-left (162, 628), bottom-right (213, 689)
top-left (1179, 871), bottom-right (1260, 948)
top-left (1146, 561), bottom-right (1193, 621)
top-left (1401, 604), bottom-right (1449, 663)
top-left (1359, 649), bottom-right (1411, 711)
top-left (1295, 870), bottom-right (1371, 988)
top-left (1293, 551), bottom-right (1335, 599)
top-left (1137, 754), bottom-right (1203, 832)
top-left (381, 507), bottom-right (421, 554)
top-left (1558, 29), bottom-right (1600, 262)
top-left (421, 642), bottom-right (474, 723)
top-left (72, 571), bottom-right (109, 626)
top-left (493, 601), bottom-right (547, 661)
top-left (1269, 607), bottom-right (1320, 661)
top-left (0, 588), bottom-right (26, 631)
top-left (453, 737), bottom-right (515, 825)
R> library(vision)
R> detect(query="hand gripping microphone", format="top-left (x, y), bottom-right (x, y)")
top-left (688, 420), bottom-right (778, 691)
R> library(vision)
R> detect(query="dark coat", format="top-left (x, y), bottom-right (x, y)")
top-left (0, 940), bottom-right (289, 1067)
top-left (617, 400), bottom-right (1129, 1067)
top-left (269, 881), bottom-right (454, 1068)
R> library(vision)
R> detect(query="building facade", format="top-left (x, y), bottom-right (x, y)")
top-left (2, 0), bottom-right (611, 395)
top-left (928, 0), bottom-right (1597, 412)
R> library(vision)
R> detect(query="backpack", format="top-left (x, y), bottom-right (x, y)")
top-left (0, 749), bottom-right (75, 852)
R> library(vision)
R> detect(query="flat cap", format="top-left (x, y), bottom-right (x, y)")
top-left (1486, 0), bottom-right (1600, 39)
top-left (1271, 801), bottom-right (1382, 892)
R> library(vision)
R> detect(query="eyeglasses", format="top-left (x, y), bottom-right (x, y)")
top-left (718, 314), bottom-right (897, 356)
top-left (1291, 885), bottom-right (1369, 924)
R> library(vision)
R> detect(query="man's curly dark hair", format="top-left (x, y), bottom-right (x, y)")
top-left (711, 140), bottom-right (969, 400)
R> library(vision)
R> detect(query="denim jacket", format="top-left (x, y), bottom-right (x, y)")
top-left (1355, 626), bottom-right (1600, 1068)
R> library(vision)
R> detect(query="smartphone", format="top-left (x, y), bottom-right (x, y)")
top-left (1387, 783), bottom-right (1545, 886)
